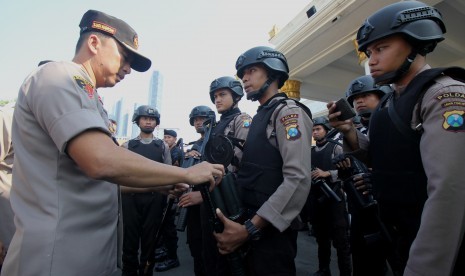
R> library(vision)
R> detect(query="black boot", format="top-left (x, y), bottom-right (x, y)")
top-left (154, 258), bottom-right (180, 272)
top-left (312, 267), bottom-right (331, 276)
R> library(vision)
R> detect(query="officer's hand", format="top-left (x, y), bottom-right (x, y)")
top-left (311, 168), bottom-right (330, 179)
top-left (169, 183), bottom-right (189, 197)
top-left (186, 161), bottom-right (224, 189)
top-left (333, 154), bottom-right (352, 170)
top-left (185, 150), bottom-right (201, 159)
top-left (178, 191), bottom-right (203, 207)
top-left (353, 173), bottom-right (372, 195)
top-left (214, 209), bottom-right (248, 254)
top-left (327, 101), bottom-right (354, 134)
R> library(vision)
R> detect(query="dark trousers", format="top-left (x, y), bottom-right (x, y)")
top-left (159, 197), bottom-right (179, 260)
top-left (244, 226), bottom-right (298, 276)
top-left (311, 188), bottom-right (352, 276)
top-left (377, 200), bottom-right (423, 276)
top-left (122, 192), bottom-right (164, 276)
top-left (350, 207), bottom-right (389, 276)
top-left (187, 205), bottom-right (207, 276)
top-left (200, 204), bottom-right (232, 276)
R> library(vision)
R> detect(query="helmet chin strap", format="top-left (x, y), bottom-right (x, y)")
top-left (358, 109), bottom-right (373, 119)
top-left (141, 127), bottom-right (154, 134)
top-left (246, 76), bottom-right (276, 101)
top-left (374, 50), bottom-right (417, 85)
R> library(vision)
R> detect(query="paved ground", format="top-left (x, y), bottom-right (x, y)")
top-left (155, 228), bottom-right (340, 276)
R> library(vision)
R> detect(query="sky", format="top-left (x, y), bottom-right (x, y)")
top-left (0, 0), bottom-right (311, 142)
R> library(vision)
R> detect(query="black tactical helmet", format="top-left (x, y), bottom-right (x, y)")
top-left (132, 105), bottom-right (160, 125)
top-left (357, 1), bottom-right (446, 55)
top-left (345, 75), bottom-right (392, 107)
top-left (235, 46), bottom-right (289, 101)
top-left (209, 76), bottom-right (244, 104)
top-left (313, 116), bottom-right (332, 131)
top-left (189, 105), bottom-right (213, 126)
top-left (356, 1), bottom-right (446, 84)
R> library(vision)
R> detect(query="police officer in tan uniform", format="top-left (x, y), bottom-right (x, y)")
top-left (328, 2), bottom-right (465, 275)
top-left (209, 76), bottom-right (252, 173)
top-left (202, 76), bottom-right (252, 275)
top-left (214, 46), bottom-right (313, 275)
top-left (1, 10), bottom-right (223, 276)
top-left (0, 104), bottom-right (15, 270)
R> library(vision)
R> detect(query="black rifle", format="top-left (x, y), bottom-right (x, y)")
top-left (143, 138), bottom-right (185, 274)
top-left (175, 141), bottom-right (202, 232)
top-left (143, 198), bottom-right (176, 275)
top-left (311, 166), bottom-right (342, 203)
top-left (197, 115), bottom-right (246, 276)
top-left (336, 154), bottom-right (392, 245)
top-left (173, 138), bottom-right (184, 167)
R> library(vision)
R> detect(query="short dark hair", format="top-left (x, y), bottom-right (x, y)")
top-left (75, 31), bottom-right (109, 54)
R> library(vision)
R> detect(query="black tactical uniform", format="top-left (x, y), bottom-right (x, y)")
top-left (154, 129), bottom-right (181, 272)
top-left (121, 106), bottom-right (171, 276)
top-left (343, 76), bottom-right (391, 276)
top-left (182, 105), bottom-right (213, 276)
top-left (310, 117), bottom-right (351, 276)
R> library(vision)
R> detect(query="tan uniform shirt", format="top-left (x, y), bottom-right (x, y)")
top-left (0, 106), bottom-right (15, 249)
top-left (354, 66), bottom-right (465, 276)
top-left (256, 96), bottom-right (313, 232)
top-left (223, 112), bottom-right (251, 173)
top-left (3, 61), bottom-right (120, 276)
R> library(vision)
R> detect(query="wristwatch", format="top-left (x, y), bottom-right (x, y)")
top-left (244, 219), bottom-right (261, 241)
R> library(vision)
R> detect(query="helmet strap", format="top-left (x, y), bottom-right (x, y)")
top-left (374, 50), bottom-right (417, 85)
top-left (246, 76), bottom-right (276, 101)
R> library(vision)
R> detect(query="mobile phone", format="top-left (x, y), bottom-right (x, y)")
top-left (335, 98), bottom-right (356, 121)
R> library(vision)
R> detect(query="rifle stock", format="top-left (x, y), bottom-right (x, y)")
top-left (311, 166), bottom-right (342, 203)
top-left (197, 116), bottom-right (247, 276)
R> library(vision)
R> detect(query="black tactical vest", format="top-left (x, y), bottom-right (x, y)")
top-left (311, 142), bottom-right (337, 180)
top-left (370, 67), bottom-right (465, 205)
top-left (369, 83), bottom-right (428, 205)
top-left (236, 99), bottom-right (284, 209)
top-left (212, 108), bottom-right (241, 137)
top-left (128, 139), bottom-right (164, 163)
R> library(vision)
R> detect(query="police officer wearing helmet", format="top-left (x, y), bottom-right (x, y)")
top-left (186, 105), bottom-right (214, 158)
top-left (209, 76), bottom-right (252, 173)
top-left (214, 46), bottom-right (313, 275)
top-left (121, 105), bottom-right (172, 276)
top-left (201, 77), bottom-right (252, 275)
top-left (328, 2), bottom-right (465, 275)
top-left (341, 76), bottom-right (394, 276)
top-left (345, 75), bottom-right (391, 135)
top-left (309, 117), bottom-right (351, 276)
top-left (178, 105), bottom-right (214, 276)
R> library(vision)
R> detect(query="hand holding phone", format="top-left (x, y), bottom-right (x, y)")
top-left (334, 98), bottom-right (356, 121)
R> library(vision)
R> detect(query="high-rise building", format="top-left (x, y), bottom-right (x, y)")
top-left (131, 103), bottom-right (140, 138)
top-left (148, 71), bottom-right (164, 115)
top-left (113, 98), bottom-right (123, 136)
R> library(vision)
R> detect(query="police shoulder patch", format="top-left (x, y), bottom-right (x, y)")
top-left (280, 113), bottom-right (301, 140)
top-left (74, 76), bottom-right (95, 99)
top-left (442, 110), bottom-right (465, 132)
top-left (241, 114), bottom-right (252, 128)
